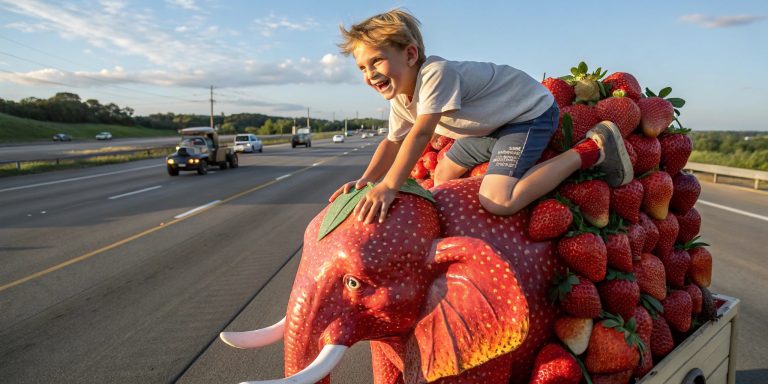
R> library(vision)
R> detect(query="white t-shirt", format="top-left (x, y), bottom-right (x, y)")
top-left (388, 56), bottom-right (554, 141)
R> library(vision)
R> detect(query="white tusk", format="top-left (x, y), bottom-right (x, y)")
top-left (220, 317), bottom-right (286, 349)
top-left (240, 344), bottom-right (348, 384)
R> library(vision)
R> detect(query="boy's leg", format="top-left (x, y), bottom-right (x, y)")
top-left (436, 135), bottom-right (496, 186)
top-left (433, 156), bottom-right (469, 186)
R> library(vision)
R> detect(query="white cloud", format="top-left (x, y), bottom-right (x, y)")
top-left (680, 13), bottom-right (765, 28)
top-left (4, 21), bottom-right (50, 33)
top-left (252, 13), bottom-right (319, 37)
top-left (99, 0), bottom-right (125, 14)
top-left (166, 0), bottom-right (199, 11)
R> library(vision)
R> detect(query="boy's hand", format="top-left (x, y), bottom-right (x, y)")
top-left (329, 179), bottom-right (370, 202)
top-left (355, 183), bottom-right (397, 224)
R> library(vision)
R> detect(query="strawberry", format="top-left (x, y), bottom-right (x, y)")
top-left (529, 343), bottom-right (582, 384)
top-left (670, 172), bottom-right (700, 214)
top-left (633, 253), bottom-right (667, 301)
top-left (625, 139), bottom-right (638, 169)
top-left (662, 290), bottom-right (692, 333)
top-left (558, 232), bottom-right (608, 282)
top-left (640, 171), bottom-right (673, 220)
top-left (542, 77), bottom-right (575, 109)
top-left (639, 213), bottom-right (659, 253)
top-left (652, 213), bottom-right (679, 258)
top-left (650, 316), bottom-right (675, 359)
top-left (660, 248), bottom-right (690, 288)
top-left (419, 178), bottom-right (434, 189)
top-left (598, 270), bottom-right (640, 322)
top-left (626, 222), bottom-right (646, 260)
top-left (410, 161), bottom-right (428, 179)
top-left (684, 284), bottom-right (703, 315)
top-left (603, 72), bottom-right (643, 101)
top-left (560, 178), bottom-right (610, 228)
top-left (688, 240), bottom-right (712, 287)
top-left (625, 134), bottom-right (661, 175)
top-left (550, 271), bottom-right (603, 318)
top-left (422, 151), bottom-right (438, 172)
top-left (675, 207), bottom-right (701, 243)
top-left (638, 97), bottom-right (674, 138)
top-left (659, 128), bottom-right (693, 176)
top-left (605, 233), bottom-right (633, 272)
top-left (469, 162), bottom-right (488, 177)
top-left (436, 140), bottom-right (454, 162)
top-left (634, 353), bottom-right (653, 379)
top-left (591, 370), bottom-right (634, 384)
top-left (550, 105), bottom-right (600, 152)
top-left (585, 314), bottom-right (642, 374)
top-left (554, 317), bottom-right (593, 355)
top-left (430, 134), bottom-right (453, 151)
top-left (633, 305), bottom-right (654, 378)
top-left (610, 179), bottom-right (643, 224)
top-left (528, 198), bottom-right (573, 241)
top-left (596, 91), bottom-right (641, 137)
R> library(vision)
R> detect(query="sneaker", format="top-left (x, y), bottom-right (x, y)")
top-left (586, 121), bottom-right (634, 187)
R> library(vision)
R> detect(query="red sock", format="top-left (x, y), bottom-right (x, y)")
top-left (572, 139), bottom-right (600, 170)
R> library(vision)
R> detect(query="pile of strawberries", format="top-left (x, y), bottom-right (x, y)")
top-left (409, 62), bottom-right (717, 384)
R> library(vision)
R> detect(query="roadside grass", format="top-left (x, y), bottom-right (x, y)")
top-left (0, 112), bottom-right (175, 143)
top-left (689, 150), bottom-right (768, 171)
top-left (0, 147), bottom-right (176, 177)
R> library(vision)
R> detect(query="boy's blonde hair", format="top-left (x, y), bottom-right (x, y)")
top-left (338, 9), bottom-right (426, 65)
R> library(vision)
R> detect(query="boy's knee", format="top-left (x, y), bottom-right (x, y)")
top-left (478, 176), bottom-right (523, 215)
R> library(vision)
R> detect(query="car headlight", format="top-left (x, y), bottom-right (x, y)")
top-left (167, 159), bottom-right (175, 164)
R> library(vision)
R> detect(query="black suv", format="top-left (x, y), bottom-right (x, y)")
top-left (291, 132), bottom-right (312, 148)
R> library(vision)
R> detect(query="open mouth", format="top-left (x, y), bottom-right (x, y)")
top-left (373, 79), bottom-right (391, 92)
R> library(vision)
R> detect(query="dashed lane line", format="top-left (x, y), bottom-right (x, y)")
top-left (0, 164), bottom-right (162, 193)
top-left (697, 199), bottom-right (768, 223)
top-left (174, 200), bottom-right (221, 219)
top-left (108, 185), bottom-right (162, 200)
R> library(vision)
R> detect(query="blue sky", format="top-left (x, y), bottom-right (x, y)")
top-left (0, 0), bottom-right (766, 131)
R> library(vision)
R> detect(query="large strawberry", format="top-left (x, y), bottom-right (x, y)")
top-left (550, 271), bottom-right (603, 318)
top-left (661, 248), bottom-right (690, 288)
top-left (528, 197), bottom-right (573, 241)
top-left (625, 139), bottom-right (638, 169)
top-left (558, 231), bottom-right (608, 282)
top-left (633, 305), bottom-right (654, 378)
top-left (436, 140), bottom-right (454, 162)
top-left (659, 128), bottom-right (693, 176)
top-left (430, 134), bottom-right (453, 151)
top-left (638, 96), bottom-right (674, 138)
top-left (652, 213), bottom-right (679, 258)
top-left (610, 179), bottom-right (644, 224)
top-left (662, 289), bottom-right (692, 333)
top-left (598, 269), bottom-right (640, 321)
top-left (684, 284), bottom-right (703, 315)
top-left (687, 239), bottom-right (712, 287)
top-left (470, 162), bottom-right (488, 177)
top-left (675, 207), bottom-right (701, 243)
top-left (625, 134), bottom-right (661, 175)
top-left (650, 316), bottom-right (675, 359)
top-left (550, 105), bottom-right (600, 152)
top-left (640, 171), bottom-right (673, 220)
top-left (670, 172), bottom-right (700, 214)
top-left (584, 314), bottom-right (642, 374)
top-left (638, 213), bottom-right (659, 253)
top-left (626, 222), bottom-right (646, 260)
top-left (633, 253), bottom-right (667, 301)
top-left (603, 72), bottom-right (643, 101)
top-left (411, 161), bottom-right (428, 179)
top-left (596, 90), bottom-right (641, 137)
top-left (542, 77), bottom-right (575, 109)
top-left (529, 343), bottom-right (582, 384)
top-left (560, 176), bottom-right (610, 228)
top-left (602, 214), bottom-right (633, 272)
top-left (422, 151), bottom-right (438, 172)
top-left (554, 316), bottom-right (593, 355)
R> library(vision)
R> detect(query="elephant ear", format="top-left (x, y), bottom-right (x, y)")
top-left (403, 236), bottom-right (529, 383)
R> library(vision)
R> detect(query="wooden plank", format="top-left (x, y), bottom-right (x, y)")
top-left (708, 358), bottom-right (730, 384)
top-left (665, 323), bottom-right (731, 383)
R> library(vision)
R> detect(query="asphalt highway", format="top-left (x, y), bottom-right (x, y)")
top-left (0, 137), bottom-right (765, 383)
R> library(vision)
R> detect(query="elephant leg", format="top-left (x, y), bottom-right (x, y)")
top-left (370, 341), bottom-right (404, 384)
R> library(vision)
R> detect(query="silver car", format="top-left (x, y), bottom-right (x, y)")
top-left (234, 134), bottom-right (263, 153)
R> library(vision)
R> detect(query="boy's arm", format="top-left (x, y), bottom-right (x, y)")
top-left (355, 113), bottom-right (442, 224)
top-left (329, 139), bottom-right (400, 202)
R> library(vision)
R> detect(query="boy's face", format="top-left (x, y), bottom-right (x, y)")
top-left (353, 43), bottom-right (419, 101)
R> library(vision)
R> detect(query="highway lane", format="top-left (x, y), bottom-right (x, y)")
top-left (0, 137), bottom-right (181, 162)
top-left (1, 145), bottom-right (766, 383)
top-left (0, 137), bottom-right (376, 382)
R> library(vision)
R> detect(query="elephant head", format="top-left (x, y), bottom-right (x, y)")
top-left (221, 177), bottom-right (561, 384)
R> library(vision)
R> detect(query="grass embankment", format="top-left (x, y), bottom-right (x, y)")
top-left (0, 112), bottom-right (174, 143)
top-left (689, 150), bottom-right (768, 171)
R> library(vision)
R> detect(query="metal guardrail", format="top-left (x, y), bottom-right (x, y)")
top-left (685, 161), bottom-right (768, 189)
top-left (0, 145), bottom-right (177, 170)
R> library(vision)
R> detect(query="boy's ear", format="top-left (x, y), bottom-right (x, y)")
top-left (406, 44), bottom-right (419, 66)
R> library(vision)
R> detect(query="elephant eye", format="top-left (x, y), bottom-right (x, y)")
top-left (344, 275), bottom-right (362, 291)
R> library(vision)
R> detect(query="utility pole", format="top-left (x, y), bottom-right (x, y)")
top-left (306, 107), bottom-right (310, 131)
top-left (209, 85), bottom-right (215, 129)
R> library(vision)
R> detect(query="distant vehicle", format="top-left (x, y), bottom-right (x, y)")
top-left (345, 130), bottom-right (354, 137)
top-left (52, 133), bottom-right (72, 142)
top-left (332, 134), bottom-right (344, 143)
top-left (291, 129), bottom-right (312, 148)
top-left (361, 132), bottom-right (369, 139)
top-left (378, 127), bottom-right (388, 135)
top-left (95, 131), bottom-right (112, 140)
top-left (166, 127), bottom-right (238, 176)
top-left (234, 134), bottom-right (263, 153)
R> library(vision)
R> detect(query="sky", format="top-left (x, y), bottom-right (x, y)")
top-left (0, 0), bottom-right (766, 131)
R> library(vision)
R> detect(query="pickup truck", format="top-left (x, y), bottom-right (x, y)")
top-left (166, 127), bottom-right (238, 176)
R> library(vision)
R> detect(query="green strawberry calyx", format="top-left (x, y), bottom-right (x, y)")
top-left (640, 293), bottom-right (664, 318)
top-left (600, 312), bottom-right (646, 354)
top-left (548, 269), bottom-right (581, 304)
top-left (675, 235), bottom-right (710, 250)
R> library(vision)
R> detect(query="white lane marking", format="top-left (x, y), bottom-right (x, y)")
top-left (343, 152), bottom-right (349, 155)
top-left (0, 164), bottom-right (162, 193)
top-left (108, 185), bottom-right (162, 200)
top-left (697, 199), bottom-right (768, 223)
top-left (174, 200), bottom-right (221, 219)
top-left (276, 174), bottom-right (291, 181)
top-left (312, 162), bottom-right (322, 167)
top-left (353, 148), bottom-right (358, 151)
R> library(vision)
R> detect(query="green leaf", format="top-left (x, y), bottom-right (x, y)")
top-left (667, 98), bottom-right (686, 108)
top-left (659, 87), bottom-right (672, 98)
top-left (570, 67), bottom-right (579, 77)
top-left (561, 113), bottom-right (574, 150)
top-left (645, 87), bottom-right (657, 98)
top-left (578, 61), bottom-right (588, 74)
top-left (317, 184), bottom-right (372, 241)
top-left (399, 178), bottom-right (436, 202)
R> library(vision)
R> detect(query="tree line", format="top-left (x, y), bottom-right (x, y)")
top-left (0, 92), bottom-right (385, 134)
top-left (689, 131), bottom-right (768, 171)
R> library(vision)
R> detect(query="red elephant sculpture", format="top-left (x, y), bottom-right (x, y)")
top-left (220, 177), bottom-right (564, 383)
